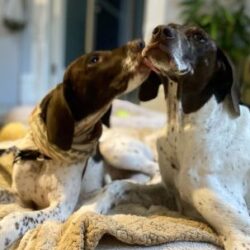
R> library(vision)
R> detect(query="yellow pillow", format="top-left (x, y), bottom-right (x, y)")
top-left (0, 122), bottom-right (28, 142)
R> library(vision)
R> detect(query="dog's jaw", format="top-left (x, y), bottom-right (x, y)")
top-left (142, 43), bottom-right (192, 78)
top-left (123, 73), bottom-right (150, 94)
top-left (160, 38), bottom-right (191, 75)
top-left (123, 49), bottom-right (150, 94)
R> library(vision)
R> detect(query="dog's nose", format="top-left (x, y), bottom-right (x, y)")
top-left (138, 40), bottom-right (145, 50)
top-left (130, 39), bottom-right (145, 53)
top-left (152, 26), bottom-right (161, 37)
top-left (152, 25), bottom-right (175, 40)
top-left (162, 27), bottom-right (175, 39)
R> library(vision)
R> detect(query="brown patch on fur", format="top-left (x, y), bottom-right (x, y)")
top-left (40, 41), bottom-right (151, 150)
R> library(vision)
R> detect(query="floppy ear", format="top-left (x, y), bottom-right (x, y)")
top-left (41, 84), bottom-right (75, 150)
top-left (214, 48), bottom-right (240, 116)
top-left (139, 71), bottom-right (162, 101)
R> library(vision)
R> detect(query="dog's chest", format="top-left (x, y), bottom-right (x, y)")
top-left (159, 96), bottom-right (250, 193)
top-left (157, 83), bottom-right (183, 182)
top-left (12, 159), bottom-right (85, 208)
top-left (166, 83), bottom-right (183, 153)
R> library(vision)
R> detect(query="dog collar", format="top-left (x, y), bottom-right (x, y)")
top-left (14, 149), bottom-right (51, 163)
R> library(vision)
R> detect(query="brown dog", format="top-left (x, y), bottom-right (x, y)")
top-left (0, 40), bottom-right (155, 249)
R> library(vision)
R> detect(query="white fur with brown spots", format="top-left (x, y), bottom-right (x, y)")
top-left (0, 40), bottom-right (152, 249)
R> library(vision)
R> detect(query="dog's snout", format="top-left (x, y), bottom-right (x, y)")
top-left (163, 27), bottom-right (175, 39)
top-left (138, 40), bottom-right (145, 50)
top-left (152, 26), bottom-right (161, 36)
top-left (130, 39), bottom-right (145, 53)
top-left (152, 25), bottom-right (175, 40)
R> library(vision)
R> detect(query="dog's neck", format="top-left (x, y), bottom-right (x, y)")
top-left (165, 81), bottom-right (183, 131)
top-left (73, 103), bottom-right (111, 143)
top-left (165, 80), bottom-right (226, 134)
top-left (29, 104), bottom-right (111, 164)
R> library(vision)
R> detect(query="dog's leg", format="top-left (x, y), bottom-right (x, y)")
top-left (181, 179), bottom-right (250, 250)
top-left (78, 180), bottom-right (177, 215)
top-left (100, 136), bottom-right (158, 176)
top-left (0, 199), bottom-right (73, 249)
top-left (0, 162), bottom-right (83, 249)
top-left (0, 203), bottom-right (31, 219)
top-left (0, 188), bottom-right (17, 204)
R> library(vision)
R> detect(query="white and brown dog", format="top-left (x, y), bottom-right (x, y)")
top-left (0, 40), bottom-right (153, 249)
top-left (140, 24), bottom-right (250, 250)
top-left (87, 24), bottom-right (250, 250)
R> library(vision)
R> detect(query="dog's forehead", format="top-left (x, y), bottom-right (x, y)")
top-left (85, 49), bottom-right (129, 64)
top-left (183, 25), bottom-right (203, 32)
top-left (168, 23), bottom-right (182, 29)
top-left (180, 25), bottom-right (216, 50)
top-left (85, 50), bottom-right (112, 60)
top-left (179, 25), bottom-right (207, 36)
top-left (68, 50), bottom-right (124, 74)
top-left (70, 45), bottom-right (133, 70)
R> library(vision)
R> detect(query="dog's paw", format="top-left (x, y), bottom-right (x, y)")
top-left (224, 241), bottom-right (250, 250)
top-left (222, 232), bottom-right (250, 250)
top-left (0, 188), bottom-right (17, 204)
top-left (95, 180), bottom-right (135, 214)
top-left (76, 181), bottom-right (133, 214)
top-left (0, 204), bottom-right (31, 220)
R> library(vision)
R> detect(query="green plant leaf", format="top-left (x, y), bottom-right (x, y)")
top-left (179, 0), bottom-right (250, 65)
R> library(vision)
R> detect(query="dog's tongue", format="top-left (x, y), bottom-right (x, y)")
top-left (143, 57), bottom-right (160, 74)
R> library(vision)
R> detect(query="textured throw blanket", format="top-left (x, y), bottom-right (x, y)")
top-left (0, 148), bottom-right (223, 250)
top-left (0, 175), bottom-right (222, 250)
top-left (0, 100), bottom-right (223, 250)
top-left (8, 209), bottom-right (222, 250)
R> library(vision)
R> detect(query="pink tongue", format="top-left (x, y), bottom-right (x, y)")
top-left (143, 58), bottom-right (160, 74)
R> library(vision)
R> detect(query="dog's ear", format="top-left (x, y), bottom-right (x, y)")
top-left (139, 71), bottom-right (162, 101)
top-left (214, 48), bottom-right (240, 116)
top-left (101, 105), bottom-right (112, 128)
top-left (41, 84), bottom-right (74, 150)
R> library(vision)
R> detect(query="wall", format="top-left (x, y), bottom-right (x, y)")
top-left (0, 0), bottom-right (65, 116)
top-left (143, 0), bottom-right (181, 43)
top-left (0, 0), bottom-right (23, 112)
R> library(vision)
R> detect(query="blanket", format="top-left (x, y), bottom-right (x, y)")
top-left (8, 209), bottom-right (222, 250)
top-left (0, 101), bottom-right (223, 250)
top-left (1, 179), bottom-right (222, 250)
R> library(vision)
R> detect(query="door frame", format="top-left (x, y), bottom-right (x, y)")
top-left (19, 0), bottom-right (66, 104)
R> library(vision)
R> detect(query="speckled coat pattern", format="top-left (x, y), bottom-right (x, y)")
top-left (157, 82), bottom-right (250, 250)
top-left (0, 104), bottom-right (100, 249)
top-left (0, 40), bottom-right (151, 249)
top-left (137, 23), bottom-right (250, 250)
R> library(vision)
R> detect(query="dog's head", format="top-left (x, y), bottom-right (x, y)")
top-left (140, 23), bottom-right (240, 115)
top-left (40, 40), bottom-right (153, 150)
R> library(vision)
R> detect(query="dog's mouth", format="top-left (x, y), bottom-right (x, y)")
top-left (143, 57), bottom-right (160, 74)
top-left (137, 54), bottom-right (151, 73)
top-left (124, 44), bottom-right (151, 75)
top-left (143, 42), bottom-right (191, 77)
top-left (121, 43), bottom-right (152, 94)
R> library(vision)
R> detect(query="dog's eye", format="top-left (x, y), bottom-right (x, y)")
top-left (88, 55), bottom-right (100, 64)
top-left (193, 32), bottom-right (206, 43)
